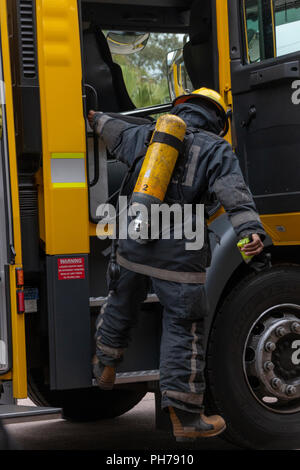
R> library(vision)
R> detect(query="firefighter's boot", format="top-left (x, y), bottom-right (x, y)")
top-left (168, 406), bottom-right (226, 441)
top-left (92, 355), bottom-right (116, 391)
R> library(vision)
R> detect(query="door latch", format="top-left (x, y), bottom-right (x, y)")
top-left (241, 106), bottom-right (256, 128)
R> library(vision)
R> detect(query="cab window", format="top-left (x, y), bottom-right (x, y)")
top-left (243, 0), bottom-right (275, 63)
top-left (243, 0), bottom-right (300, 63)
top-left (110, 33), bottom-right (186, 108)
top-left (274, 0), bottom-right (300, 56)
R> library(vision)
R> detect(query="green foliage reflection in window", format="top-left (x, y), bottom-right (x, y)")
top-left (112, 33), bottom-right (185, 108)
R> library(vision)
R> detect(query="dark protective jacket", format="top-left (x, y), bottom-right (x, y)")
top-left (93, 102), bottom-right (266, 284)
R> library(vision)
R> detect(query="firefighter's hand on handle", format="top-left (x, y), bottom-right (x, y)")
top-left (240, 234), bottom-right (264, 257)
top-left (88, 109), bottom-right (96, 127)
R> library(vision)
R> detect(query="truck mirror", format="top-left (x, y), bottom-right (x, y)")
top-left (106, 31), bottom-right (150, 55)
top-left (166, 49), bottom-right (192, 101)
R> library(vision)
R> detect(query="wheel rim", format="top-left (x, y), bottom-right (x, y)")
top-left (243, 303), bottom-right (300, 414)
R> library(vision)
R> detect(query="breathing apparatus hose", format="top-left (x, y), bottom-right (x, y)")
top-left (105, 154), bottom-right (146, 287)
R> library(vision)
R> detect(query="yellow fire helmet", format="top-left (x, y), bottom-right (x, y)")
top-left (173, 87), bottom-right (229, 137)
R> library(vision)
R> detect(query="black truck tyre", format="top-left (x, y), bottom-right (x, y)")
top-left (0, 421), bottom-right (18, 449)
top-left (28, 368), bottom-right (146, 422)
top-left (207, 265), bottom-right (300, 449)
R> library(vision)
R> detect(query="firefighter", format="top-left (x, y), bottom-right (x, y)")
top-left (88, 88), bottom-right (266, 441)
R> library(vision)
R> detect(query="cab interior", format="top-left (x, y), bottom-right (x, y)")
top-left (80, 0), bottom-right (218, 223)
top-left (80, 0), bottom-right (218, 115)
top-left (80, 0), bottom-right (220, 299)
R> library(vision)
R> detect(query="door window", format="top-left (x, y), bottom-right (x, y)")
top-left (274, 0), bottom-right (300, 56)
top-left (243, 0), bottom-right (300, 63)
top-left (243, 0), bottom-right (275, 63)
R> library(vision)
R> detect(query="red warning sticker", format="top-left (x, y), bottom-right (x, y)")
top-left (58, 257), bottom-right (85, 280)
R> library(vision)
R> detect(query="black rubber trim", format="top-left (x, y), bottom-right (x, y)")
top-left (227, 0), bottom-right (242, 61)
top-left (7, 0), bottom-right (42, 171)
top-left (211, 0), bottom-right (219, 91)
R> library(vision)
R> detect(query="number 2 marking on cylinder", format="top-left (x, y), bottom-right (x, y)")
top-left (143, 184), bottom-right (148, 191)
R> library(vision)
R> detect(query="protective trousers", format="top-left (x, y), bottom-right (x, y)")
top-left (95, 265), bottom-right (209, 413)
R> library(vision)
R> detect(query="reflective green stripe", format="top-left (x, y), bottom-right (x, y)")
top-left (52, 182), bottom-right (86, 188)
top-left (51, 152), bottom-right (84, 159)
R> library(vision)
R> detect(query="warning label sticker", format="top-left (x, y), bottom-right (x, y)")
top-left (58, 257), bottom-right (85, 280)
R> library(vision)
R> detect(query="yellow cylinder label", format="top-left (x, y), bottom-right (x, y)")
top-left (134, 114), bottom-right (187, 202)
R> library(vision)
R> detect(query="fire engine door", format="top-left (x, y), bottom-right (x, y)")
top-left (228, 0), bottom-right (300, 216)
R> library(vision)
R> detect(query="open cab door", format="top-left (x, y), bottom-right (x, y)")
top-left (0, 0), bottom-right (26, 392)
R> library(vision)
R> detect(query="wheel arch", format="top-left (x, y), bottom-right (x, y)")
top-left (205, 213), bottom-right (279, 341)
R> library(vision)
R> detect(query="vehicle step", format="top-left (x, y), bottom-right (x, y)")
top-left (0, 405), bottom-right (62, 424)
top-left (90, 293), bottom-right (159, 307)
top-left (92, 369), bottom-right (160, 386)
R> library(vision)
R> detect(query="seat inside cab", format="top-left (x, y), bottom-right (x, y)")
top-left (83, 24), bottom-right (136, 113)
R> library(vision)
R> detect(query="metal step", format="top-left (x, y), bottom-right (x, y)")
top-left (92, 369), bottom-right (160, 386)
top-left (0, 405), bottom-right (62, 424)
top-left (115, 369), bottom-right (160, 384)
top-left (90, 293), bottom-right (159, 308)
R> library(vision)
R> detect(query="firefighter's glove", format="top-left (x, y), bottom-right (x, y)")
top-left (88, 110), bottom-right (103, 130)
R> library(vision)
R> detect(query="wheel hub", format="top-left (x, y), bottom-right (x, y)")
top-left (255, 315), bottom-right (300, 400)
top-left (244, 304), bottom-right (300, 413)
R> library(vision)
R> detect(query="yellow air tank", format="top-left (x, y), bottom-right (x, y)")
top-left (129, 114), bottom-right (187, 242)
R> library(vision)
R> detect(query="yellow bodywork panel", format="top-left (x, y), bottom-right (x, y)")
top-left (36, 0), bottom-right (89, 255)
top-left (261, 213), bottom-right (300, 245)
top-left (208, 209), bottom-right (300, 245)
top-left (0, 0), bottom-right (27, 397)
